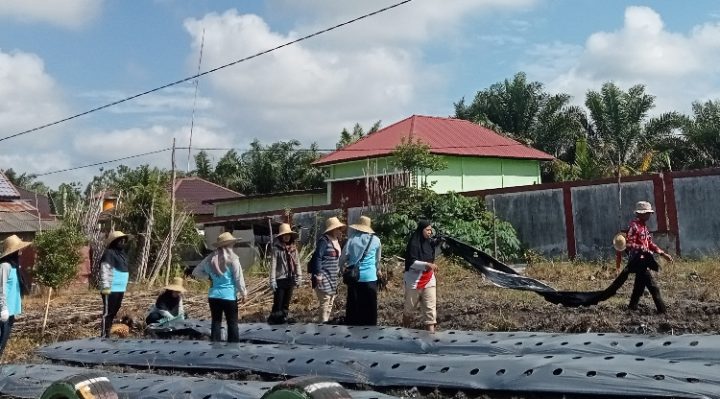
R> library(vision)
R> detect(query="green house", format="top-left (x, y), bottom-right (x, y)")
top-left (207, 115), bottom-right (553, 223)
top-left (314, 115), bottom-right (554, 209)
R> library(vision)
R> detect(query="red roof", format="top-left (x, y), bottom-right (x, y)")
top-left (314, 115), bottom-right (554, 166)
top-left (173, 177), bottom-right (243, 215)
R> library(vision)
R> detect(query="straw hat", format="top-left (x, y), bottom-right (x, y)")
top-left (635, 201), bottom-right (655, 214)
top-left (276, 223), bottom-right (299, 239)
top-left (104, 230), bottom-right (130, 247)
top-left (613, 232), bottom-right (627, 252)
top-left (213, 232), bottom-right (239, 248)
top-left (323, 217), bottom-right (345, 233)
top-left (164, 277), bottom-right (186, 293)
top-left (1, 235), bottom-right (32, 259)
top-left (349, 215), bottom-right (374, 234)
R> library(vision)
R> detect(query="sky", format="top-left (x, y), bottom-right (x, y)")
top-left (1, 0), bottom-right (720, 188)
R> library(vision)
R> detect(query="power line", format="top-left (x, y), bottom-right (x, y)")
top-left (31, 140), bottom-right (539, 177)
top-left (34, 148), bottom-right (171, 177)
top-left (0, 0), bottom-right (413, 144)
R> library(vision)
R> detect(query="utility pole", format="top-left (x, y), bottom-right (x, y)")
top-left (186, 28), bottom-right (205, 173)
top-left (167, 138), bottom-right (177, 285)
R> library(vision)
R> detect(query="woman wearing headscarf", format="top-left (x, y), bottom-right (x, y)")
top-left (268, 223), bottom-right (301, 325)
top-left (310, 217), bottom-right (345, 323)
top-left (100, 231), bottom-right (131, 338)
top-left (145, 277), bottom-right (186, 326)
top-left (403, 220), bottom-right (439, 332)
top-left (0, 235), bottom-right (31, 356)
top-left (340, 216), bottom-right (381, 326)
top-left (192, 232), bottom-right (246, 342)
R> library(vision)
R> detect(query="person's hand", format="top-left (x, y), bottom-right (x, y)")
top-left (237, 295), bottom-right (245, 305)
top-left (660, 252), bottom-right (674, 263)
top-left (101, 288), bottom-right (111, 295)
top-left (270, 280), bottom-right (277, 292)
top-left (0, 309), bottom-right (8, 322)
top-left (425, 263), bottom-right (438, 272)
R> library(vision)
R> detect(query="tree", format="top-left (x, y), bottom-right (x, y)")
top-left (336, 121), bottom-right (381, 149)
top-left (48, 182), bottom-right (83, 216)
top-left (34, 222), bottom-right (86, 333)
top-left (193, 150), bottom-right (213, 179)
top-left (584, 82), bottom-right (684, 175)
top-left (391, 137), bottom-right (447, 188)
top-left (454, 72), bottom-right (585, 179)
top-left (675, 100), bottom-right (720, 169)
top-left (454, 73), bottom-right (584, 157)
top-left (1, 168), bottom-right (50, 194)
top-left (88, 164), bottom-right (202, 282)
top-left (192, 140), bottom-right (326, 195)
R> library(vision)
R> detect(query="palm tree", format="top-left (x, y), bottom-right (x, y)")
top-left (678, 100), bottom-right (720, 168)
top-left (584, 82), bottom-right (684, 175)
top-left (584, 82), bottom-right (684, 230)
top-left (454, 72), bottom-right (585, 166)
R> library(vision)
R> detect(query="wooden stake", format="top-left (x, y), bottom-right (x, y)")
top-left (41, 287), bottom-right (52, 335)
top-left (167, 139), bottom-right (177, 286)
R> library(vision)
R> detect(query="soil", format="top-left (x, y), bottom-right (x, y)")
top-left (6, 257), bottom-right (720, 398)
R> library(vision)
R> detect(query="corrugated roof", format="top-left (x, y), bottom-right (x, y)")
top-left (314, 115), bottom-right (554, 166)
top-left (13, 185), bottom-right (54, 218)
top-left (0, 201), bottom-right (37, 212)
top-left (174, 177), bottom-right (243, 215)
top-left (0, 172), bottom-right (21, 200)
top-left (0, 211), bottom-right (58, 233)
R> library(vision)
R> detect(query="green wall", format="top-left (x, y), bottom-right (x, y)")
top-left (328, 158), bottom-right (396, 180)
top-left (215, 192), bottom-right (328, 217)
top-left (325, 155), bottom-right (541, 192)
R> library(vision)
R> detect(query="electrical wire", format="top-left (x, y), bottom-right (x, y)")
top-left (0, 0), bottom-right (413, 144)
top-left (34, 148), bottom-right (172, 176)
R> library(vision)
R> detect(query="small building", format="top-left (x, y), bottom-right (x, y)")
top-left (204, 114), bottom-right (552, 236)
top-left (173, 177), bottom-right (243, 224)
top-left (314, 114), bottom-right (553, 208)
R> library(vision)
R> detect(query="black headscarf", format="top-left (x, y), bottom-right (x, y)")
top-left (100, 240), bottom-right (129, 273)
top-left (404, 219), bottom-right (435, 271)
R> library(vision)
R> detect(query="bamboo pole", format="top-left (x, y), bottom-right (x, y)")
top-left (41, 287), bottom-right (52, 335)
top-left (167, 139), bottom-right (177, 285)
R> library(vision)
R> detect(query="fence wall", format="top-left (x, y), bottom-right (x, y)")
top-left (473, 168), bottom-right (720, 259)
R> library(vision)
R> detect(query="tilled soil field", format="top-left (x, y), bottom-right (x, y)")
top-left (5, 258), bottom-right (720, 398)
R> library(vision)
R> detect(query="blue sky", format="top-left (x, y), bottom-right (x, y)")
top-left (1, 0), bottom-right (720, 187)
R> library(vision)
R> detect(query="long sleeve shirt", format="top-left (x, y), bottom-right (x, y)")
top-left (626, 218), bottom-right (663, 254)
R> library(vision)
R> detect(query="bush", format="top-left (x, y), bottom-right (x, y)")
top-left (372, 188), bottom-right (522, 260)
top-left (34, 225), bottom-right (86, 289)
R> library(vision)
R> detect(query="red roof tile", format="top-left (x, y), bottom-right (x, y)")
top-left (314, 115), bottom-right (554, 166)
top-left (173, 177), bottom-right (243, 215)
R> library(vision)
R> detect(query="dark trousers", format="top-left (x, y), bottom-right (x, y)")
top-left (629, 269), bottom-right (666, 313)
top-left (345, 281), bottom-right (378, 326)
top-left (269, 278), bottom-right (295, 324)
top-left (208, 298), bottom-right (239, 342)
top-left (101, 292), bottom-right (124, 338)
top-left (0, 316), bottom-right (15, 357)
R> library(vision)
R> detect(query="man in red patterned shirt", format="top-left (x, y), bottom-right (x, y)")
top-left (626, 201), bottom-right (673, 314)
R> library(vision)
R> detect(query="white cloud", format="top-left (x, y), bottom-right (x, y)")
top-left (525, 6), bottom-right (720, 114)
top-left (0, 0), bottom-right (103, 29)
top-left (0, 49), bottom-right (67, 145)
top-left (79, 87), bottom-right (213, 114)
top-left (182, 1), bottom-right (537, 145)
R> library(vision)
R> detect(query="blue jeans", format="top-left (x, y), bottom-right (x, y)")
top-left (0, 316), bottom-right (15, 357)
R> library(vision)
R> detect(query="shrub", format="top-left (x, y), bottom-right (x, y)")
top-left (373, 188), bottom-right (521, 260)
top-left (34, 225), bottom-right (86, 290)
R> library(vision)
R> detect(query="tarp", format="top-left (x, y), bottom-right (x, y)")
top-left (0, 363), bottom-right (394, 399)
top-left (39, 337), bottom-right (720, 398)
top-left (441, 236), bottom-right (633, 306)
top-left (149, 321), bottom-right (720, 359)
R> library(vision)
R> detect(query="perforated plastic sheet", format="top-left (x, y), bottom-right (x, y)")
top-left (0, 364), bottom-right (394, 399)
top-left (150, 320), bottom-right (720, 360)
top-left (39, 338), bottom-right (720, 398)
